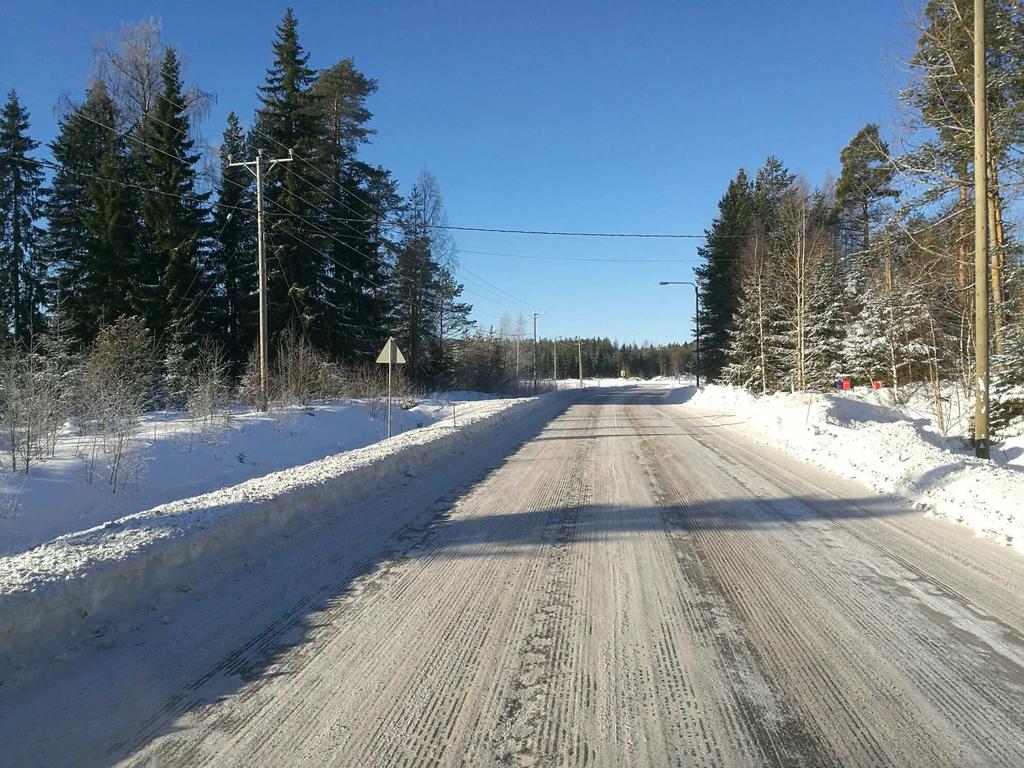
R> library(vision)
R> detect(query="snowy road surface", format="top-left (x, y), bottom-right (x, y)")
top-left (3, 385), bottom-right (1024, 766)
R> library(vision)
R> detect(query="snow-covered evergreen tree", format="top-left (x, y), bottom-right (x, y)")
top-left (723, 234), bottom-right (789, 393)
top-left (803, 247), bottom-right (846, 390)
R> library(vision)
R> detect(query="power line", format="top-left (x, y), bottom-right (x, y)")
top-left (456, 264), bottom-right (532, 310)
top-left (433, 225), bottom-right (707, 238)
top-left (457, 249), bottom-right (698, 264)
top-left (4, 154), bottom-right (241, 213)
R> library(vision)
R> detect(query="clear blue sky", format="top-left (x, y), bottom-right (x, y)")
top-left (0, 0), bottom-right (917, 344)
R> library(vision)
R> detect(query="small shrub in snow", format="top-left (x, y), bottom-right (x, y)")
top-left (274, 327), bottom-right (321, 409)
top-left (0, 342), bottom-right (43, 472)
top-left (186, 339), bottom-right (232, 431)
top-left (238, 346), bottom-right (263, 410)
top-left (80, 317), bottom-right (156, 492)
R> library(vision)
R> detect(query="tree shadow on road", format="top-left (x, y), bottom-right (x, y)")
top-left (0, 385), bottom-right (924, 767)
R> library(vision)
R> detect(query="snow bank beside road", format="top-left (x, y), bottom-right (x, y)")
top-left (688, 385), bottom-right (1023, 553)
top-left (0, 396), bottom-right (482, 557)
top-left (0, 394), bottom-right (551, 662)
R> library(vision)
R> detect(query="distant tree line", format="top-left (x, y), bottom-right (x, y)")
top-left (697, 0), bottom-right (1024, 437)
top-left (452, 327), bottom-right (694, 392)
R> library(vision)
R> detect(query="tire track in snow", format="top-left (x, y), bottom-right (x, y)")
top-left (11, 387), bottom-right (1023, 767)
top-left (644, 400), bottom-right (1024, 766)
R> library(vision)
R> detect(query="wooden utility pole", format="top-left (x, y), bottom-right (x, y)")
top-left (553, 339), bottom-right (558, 384)
top-left (515, 336), bottom-right (520, 391)
top-left (577, 338), bottom-right (583, 389)
top-left (228, 148), bottom-right (293, 411)
top-left (973, 0), bottom-right (990, 459)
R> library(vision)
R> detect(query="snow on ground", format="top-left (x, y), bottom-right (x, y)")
top-left (544, 375), bottom-right (688, 390)
top-left (0, 393), bottom-right (496, 557)
top-left (687, 382), bottom-right (1024, 553)
top-left (0, 392), bottom-right (553, 662)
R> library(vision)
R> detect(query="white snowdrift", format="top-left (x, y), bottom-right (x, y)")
top-left (688, 385), bottom-right (1023, 553)
top-left (0, 394), bottom-right (552, 661)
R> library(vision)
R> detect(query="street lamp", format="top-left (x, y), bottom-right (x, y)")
top-left (658, 281), bottom-right (700, 388)
top-left (532, 311), bottom-right (542, 394)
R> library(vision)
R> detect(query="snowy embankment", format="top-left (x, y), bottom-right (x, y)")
top-left (0, 394), bottom-right (493, 556)
top-left (688, 384), bottom-right (1023, 552)
top-left (0, 393), bottom-right (550, 661)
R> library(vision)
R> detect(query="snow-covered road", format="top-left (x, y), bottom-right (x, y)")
top-left (3, 385), bottom-right (1023, 766)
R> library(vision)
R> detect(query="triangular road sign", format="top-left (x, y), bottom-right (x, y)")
top-left (376, 336), bottom-right (406, 365)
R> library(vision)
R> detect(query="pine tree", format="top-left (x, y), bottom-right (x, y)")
top-left (253, 8), bottom-right (328, 342)
top-left (835, 124), bottom-right (898, 254)
top-left (45, 83), bottom-right (139, 343)
top-left (135, 48), bottom-right (209, 402)
top-left (0, 91), bottom-right (45, 344)
top-left (903, 1), bottom-right (1024, 347)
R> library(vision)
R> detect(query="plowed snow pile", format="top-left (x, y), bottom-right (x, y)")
top-left (0, 394), bottom-right (542, 660)
top-left (689, 384), bottom-right (1023, 553)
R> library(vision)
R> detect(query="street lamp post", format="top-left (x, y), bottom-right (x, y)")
top-left (532, 312), bottom-right (541, 394)
top-left (658, 281), bottom-right (700, 388)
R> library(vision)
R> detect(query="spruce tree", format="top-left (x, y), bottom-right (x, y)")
top-left (253, 8), bottom-right (327, 343)
top-left (695, 170), bottom-right (753, 381)
top-left (45, 83), bottom-right (139, 343)
top-left (991, 320), bottom-right (1024, 437)
top-left (752, 155), bottom-right (795, 231)
top-left (842, 263), bottom-right (930, 399)
top-left (387, 171), bottom-right (456, 383)
top-left (0, 91), bottom-right (45, 344)
top-left (803, 246), bottom-right (845, 390)
top-left (311, 60), bottom-right (392, 359)
top-left (388, 233), bottom-right (439, 383)
top-left (722, 231), bottom-right (789, 394)
top-left (135, 48), bottom-right (209, 403)
top-left (992, 263), bottom-right (1024, 436)
top-left (434, 266), bottom-right (474, 383)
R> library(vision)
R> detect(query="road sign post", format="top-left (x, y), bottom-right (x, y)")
top-left (376, 337), bottom-right (407, 438)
